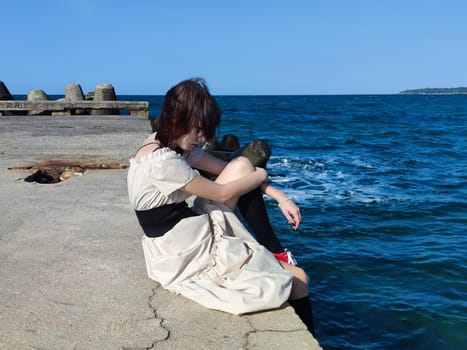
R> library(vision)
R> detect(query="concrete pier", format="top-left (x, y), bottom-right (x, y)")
top-left (0, 115), bottom-right (322, 349)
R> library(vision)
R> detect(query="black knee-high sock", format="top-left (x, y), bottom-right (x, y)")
top-left (237, 187), bottom-right (284, 253)
top-left (289, 296), bottom-right (315, 336)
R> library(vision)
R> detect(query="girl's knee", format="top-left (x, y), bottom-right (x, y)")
top-left (216, 156), bottom-right (255, 184)
top-left (229, 156), bottom-right (254, 173)
top-left (284, 264), bottom-right (309, 299)
top-left (290, 266), bottom-right (309, 300)
top-left (281, 262), bottom-right (309, 285)
top-left (293, 266), bottom-right (309, 286)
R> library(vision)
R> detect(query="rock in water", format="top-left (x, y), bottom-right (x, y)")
top-left (90, 83), bottom-right (119, 115)
top-left (27, 89), bottom-right (50, 115)
top-left (221, 134), bottom-right (240, 151)
top-left (0, 81), bottom-right (14, 100)
top-left (65, 83), bottom-right (87, 115)
top-left (0, 80), bottom-right (26, 115)
top-left (237, 140), bottom-right (271, 168)
top-left (27, 89), bottom-right (49, 102)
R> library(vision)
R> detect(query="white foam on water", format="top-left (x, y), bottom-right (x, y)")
top-left (268, 155), bottom-right (393, 206)
top-left (350, 158), bottom-right (377, 169)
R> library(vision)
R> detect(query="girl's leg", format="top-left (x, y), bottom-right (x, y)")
top-left (214, 156), bottom-right (257, 209)
top-left (281, 262), bottom-right (315, 335)
top-left (216, 157), bottom-right (315, 334)
top-left (237, 187), bottom-right (284, 253)
top-left (289, 295), bottom-right (315, 336)
top-left (218, 157), bottom-right (290, 257)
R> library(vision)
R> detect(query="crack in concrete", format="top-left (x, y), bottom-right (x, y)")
top-left (146, 286), bottom-right (170, 350)
top-left (242, 317), bottom-right (256, 349)
top-left (243, 316), bottom-right (306, 350)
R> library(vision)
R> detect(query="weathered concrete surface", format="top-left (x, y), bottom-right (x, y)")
top-left (0, 115), bottom-right (322, 350)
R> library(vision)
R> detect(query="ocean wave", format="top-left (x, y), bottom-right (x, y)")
top-left (267, 155), bottom-right (395, 205)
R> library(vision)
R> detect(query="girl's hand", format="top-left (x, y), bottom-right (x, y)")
top-left (278, 198), bottom-right (301, 230)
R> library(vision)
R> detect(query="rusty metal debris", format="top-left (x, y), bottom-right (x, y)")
top-left (8, 159), bottom-right (128, 184)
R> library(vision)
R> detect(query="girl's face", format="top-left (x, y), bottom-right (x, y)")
top-left (175, 127), bottom-right (206, 151)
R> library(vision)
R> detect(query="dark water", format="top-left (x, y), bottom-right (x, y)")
top-left (134, 94), bottom-right (466, 350)
top-left (77, 94), bottom-right (460, 349)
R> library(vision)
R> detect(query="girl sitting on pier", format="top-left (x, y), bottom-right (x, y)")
top-left (127, 78), bottom-right (314, 334)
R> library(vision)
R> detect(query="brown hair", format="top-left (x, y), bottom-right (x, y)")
top-left (157, 78), bottom-right (221, 149)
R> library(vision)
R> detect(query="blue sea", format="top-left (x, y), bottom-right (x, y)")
top-left (130, 94), bottom-right (466, 350)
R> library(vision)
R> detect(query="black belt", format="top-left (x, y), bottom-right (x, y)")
top-left (135, 201), bottom-right (198, 237)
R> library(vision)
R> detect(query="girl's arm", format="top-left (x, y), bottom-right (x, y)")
top-left (181, 167), bottom-right (267, 204)
top-left (191, 150), bottom-right (227, 175)
top-left (261, 182), bottom-right (302, 230)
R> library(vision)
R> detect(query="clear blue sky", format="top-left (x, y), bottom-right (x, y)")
top-left (2, 0), bottom-right (466, 95)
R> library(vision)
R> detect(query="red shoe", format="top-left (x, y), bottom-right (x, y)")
top-left (273, 249), bottom-right (298, 265)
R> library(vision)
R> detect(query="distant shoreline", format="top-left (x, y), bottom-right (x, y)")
top-left (400, 87), bottom-right (467, 94)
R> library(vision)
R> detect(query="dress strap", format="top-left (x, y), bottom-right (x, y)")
top-left (135, 142), bottom-right (161, 156)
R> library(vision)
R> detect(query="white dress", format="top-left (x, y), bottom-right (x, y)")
top-left (127, 146), bottom-right (292, 315)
